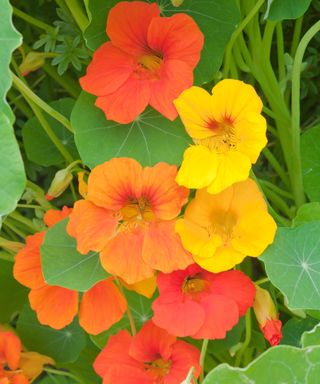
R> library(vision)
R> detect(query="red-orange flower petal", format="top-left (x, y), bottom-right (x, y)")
top-left (28, 286), bottom-right (78, 329)
top-left (0, 331), bottom-right (21, 370)
top-left (79, 279), bottom-right (127, 335)
top-left (13, 232), bottom-right (45, 290)
top-left (106, 1), bottom-right (160, 55)
top-left (261, 319), bottom-right (282, 346)
top-left (43, 206), bottom-right (72, 228)
top-left (67, 200), bottom-right (118, 254)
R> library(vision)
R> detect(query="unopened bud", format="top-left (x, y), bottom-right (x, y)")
top-left (46, 168), bottom-right (73, 201)
top-left (253, 286), bottom-right (282, 346)
top-left (171, 0), bottom-right (184, 6)
top-left (19, 52), bottom-right (46, 76)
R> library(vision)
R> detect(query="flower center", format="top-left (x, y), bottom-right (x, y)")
top-left (182, 274), bottom-right (207, 295)
top-left (196, 117), bottom-right (238, 154)
top-left (144, 358), bottom-right (171, 380)
top-left (208, 211), bottom-right (237, 245)
top-left (120, 197), bottom-right (155, 229)
top-left (134, 52), bottom-right (163, 80)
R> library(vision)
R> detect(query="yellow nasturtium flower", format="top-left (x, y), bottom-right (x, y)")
top-left (174, 79), bottom-right (267, 194)
top-left (175, 179), bottom-right (277, 273)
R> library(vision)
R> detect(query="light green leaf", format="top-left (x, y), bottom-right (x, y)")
top-left (41, 218), bottom-right (108, 292)
top-left (22, 99), bottom-right (79, 166)
top-left (266, 0), bottom-right (312, 21)
top-left (260, 222), bottom-right (320, 310)
top-left (17, 304), bottom-right (86, 363)
top-left (301, 124), bottom-right (320, 201)
top-left (203, 345), bottom-right (320, 383)
top-left (293, 203), bottom-right (320, 227)
top-left (83, 0), bottom-right (240, 84)
top-left (71, 92), bottom-right (191, 168)
top-left (302, 323), bottom-right (320, 348)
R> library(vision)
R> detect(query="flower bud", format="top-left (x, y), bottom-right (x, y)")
top-left (171, 0), bottom-right (184, 6)
top-left (19, 52), bottom-right (46, 76)
top-left (45, 168), bottom-right (73, 201)
top-left (253, 286), bottom-right (282, 346)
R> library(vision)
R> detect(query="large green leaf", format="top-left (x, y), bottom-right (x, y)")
top-left (17, 304), bottom-right (86, 363)
top-left (266, 0), bottom-right (312, 21)
top-left (83, 0), bottom-right (240, 84)
top-left (293, 203), bottom-right (320, 227)
top-left (280, 317), bottom-right (318, 347)
top-left (22, 99), bottom-right (79, 166)
top-left (260, 222), bottom-right (320, 310)
top-left (203, 345), bottom-right (320, 383)
top-left (91, 289), bottom-right (154, 349)
top-left (0, 0), bottom-right (25, 220)
top-left (302, 323), bottom-right (320, 348)
top-left (301, 124), bottom-right (320, 201)
top-left (41, 218), bottom-right (108, 292)
top-left (71, 92), bottom-right (191, 168)
top-left (0, 260), bottom-right (27, 322)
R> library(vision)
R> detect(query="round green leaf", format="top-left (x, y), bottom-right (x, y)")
top-left (301, 124), bottom-right (320, 201)
top-left (41, 218), bottom-right (108, 292)
top-left (203, 345), bottom-right (320, 383)
top-left (266, 0), bottom-right (312, 21)
top-left (71, 92), bottom-right (191, 168)
top-left (260, 222), bottom-right (320, 310)
top-left (302, 323), bottom-right (320, 348)
top-left (280, 317), bottom-right (318, 347)
top-left (17, 304), bottom-right (86, 363)
top-left (83, 0), bottom-right (240, 84)
top-left (22, 98), bottom-right (79, 166)
top-left (293, 203), bottom-right (320, 227)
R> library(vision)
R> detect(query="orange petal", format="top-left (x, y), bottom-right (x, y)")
top-left (142, 221), bottom-right (193, 273)
top-left (29, 286), bottom-right (78, 329)
top-left (67, 200), bottom-right (118, 254)
top-left (19, 351), bottom-right (54, 381)
top-left (121, 276), bottom-right (157, 299)
top-left (77, 172), bottom-right (88, 198)
top-left (100, 229), bottom-right (154, 284)
top-left (80, 42), bottom-right (134, 96)
top-left (13, 232), bottom-right (45, 290)
top-left (141, 162), bottom-right (188, 220)
top-left (11, 374), bottom-right (29, 384)
top-left (43, 206), bottom-right (72, 228)
top-left (95, 75), bottom-right (150, 124)
top-left (0, 331), bottom-right (21, 370)
top-left (148, 13), bottom-right (203, 69)
top-left (79, 279), bottom-right (127, 335)
top-left (107, 2), bottom-right (160, 55)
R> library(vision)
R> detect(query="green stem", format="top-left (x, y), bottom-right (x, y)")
top-left (235, 310), bottom-right (251, 367)
top-left (0, 252), bottom-right (14, 262)
top-left (223, 0), bottom-right (265, 77)
top-left (262, 21), bottom-right (276, 59)
top-left (7, 90), bottom-right (33, 119)
top-left (276, 22), bottom-right (286, 81)
top-left (17, 204), bottom-right (45, 210)
top-left (262, 147), bottom-right (290, 188)
top-left (12, 73), bottom-right (74, 133)
top-left (262, 106), bottom-right (276, 120)
top-left (43, 63), bottom-right (80, 98)
top-left (199, 339), bottom-right (209, 383)
top-left (290, 16), bottom-right (304, 57)
top-left (44, 368), bottom-right (82, 383)
top-left (255, 277), bottom-right (269, 286)
top-left (291, 21), bottom-right (320, 207)
top-left (261, 184), bottom-right (293, 218)
top-left (12, 7), bottom-right (56, 33)
top-left (3, 220), bottom-right (28, 238)
top-left (259, 179), bottom-right (294, 200)
top-left (115, 278), bottom-right (137, 336)
top-left (9, 211), bottom-right (37, 232)
top-left (64, 0), bottom-right (89, 32)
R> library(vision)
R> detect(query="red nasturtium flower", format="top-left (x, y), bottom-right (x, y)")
top-left (152, 264), bottom-right (256, 339)
top-left (94, 321), bottom-right (201, 383)
top-left (253, 286), bottom-right (282, 346)
top-left (13, 207), bottom-right (127, 335)
top-left (80, 1), bottom-right (204, 123)
top-left (67, 158), bottom-right (193, 284)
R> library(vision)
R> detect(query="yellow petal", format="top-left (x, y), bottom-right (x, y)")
top-left (174, 86), bottom-right (215, 139)
top-left (20, 351), bottom-right (54, 381)
top-left (77, 171), bottom-right (88, 198)
top-left (121, 276), bottom-right (157, 299)
top-left (176, 145), bottom-right (218, 189)
top-left (206, 151), bottom-right (251, 194)
top-left (232, 210), bottom-right (277, 256)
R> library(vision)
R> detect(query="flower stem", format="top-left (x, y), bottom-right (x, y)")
top-left (12, 7), bottom-right (56, 33)
top-left (114, 278), bottom-right (137, 336)
top-left (44, 368), bottom-right (82, 383)
top-left (64, 0), bottom-right (89, 32)
top-left (199, 339), bottom-right (209, 382)
top-left (276, 22), bottom-right (286, 82)
top-left (235, 309), bottom-right (251, 367)
top-left (262, 147), bottom-right (290, 188)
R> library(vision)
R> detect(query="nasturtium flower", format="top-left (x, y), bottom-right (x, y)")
top-left (13, 208), bottom-right (127, 335)
top-left (176, 179), bottom-right (277, 273)
top-left (80, 1), bottom-right (204, 124)
top-left (152, 264), bottom-right (255, 339)
top-left (174, 79), bottom-right (267, 194)
top-left (67, 158), bottom-right (193, 284)
top-left (253, 286), bottom-right (282, 346)
top-left (94, 321), bottom-right (201, 384)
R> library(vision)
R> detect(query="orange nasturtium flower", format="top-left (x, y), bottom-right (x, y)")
top-left (13, 207), bottom-right (127, 335)
top-left (80, 1), bottom-right (204, 123)
top-left (253, 286), bottom-right (282, 346)
top-left (94, 321), bottom-right (201, 384)
top-left (67, 158), bottom-right (193, 284)
top-left (176, 179), bottom-right (277, 273)
top-left (152, 264), bottom-right (255, 339)
top-left (174, 79), bottom-right (267, 194)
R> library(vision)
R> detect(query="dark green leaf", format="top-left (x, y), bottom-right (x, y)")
top-left (266, 0), bottom-right (312, 21)
top-left (281, 317), bottom-right (318, 347)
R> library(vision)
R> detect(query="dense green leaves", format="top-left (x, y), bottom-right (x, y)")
top-left (71, 92), bottom-right (191, 168)
top-left (0, 0), bottom-right (25, 220)
top-left (41, 219), bottom-right (108, 291)
top-left (301, 124), bottom-right (320, 201)
top-left (261, 222), bottom-right (320, 310)
top-left (83, 0), bottom-right (240, 84)
top-left (17, 304), bottom-right (86, 363)
top-left (203, 345), bottom-right (320, 383)
top-left (266, 0), bottom-right (313, 21)
top-left (0, 260), bottom-right (27, 322)
top-left (22, 99), bottom-right (78, 166)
